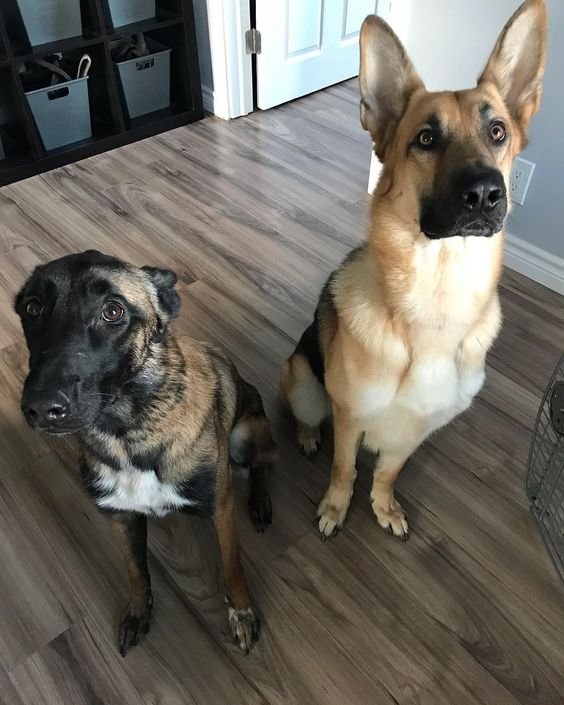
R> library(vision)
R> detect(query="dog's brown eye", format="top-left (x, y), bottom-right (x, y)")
top-left (417, 129), bottom-right (435, 148)
top-left (25, 298), bottom-right (42, 317)
top-left (489, 122), bottom-right (506, 142)
top-left (102, 301), bottom-right (124, 322)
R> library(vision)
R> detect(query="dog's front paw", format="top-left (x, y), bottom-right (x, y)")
top-left (317, 489), bottom-right (351, 539)
top-left (227, 604), bottom-right (260, 654)
top-left (372, 497), bottom-right (409, 541)
top-left (118, 594), bottom-right (153, 656)
top-left (248, 489), bottom-right (272, 532)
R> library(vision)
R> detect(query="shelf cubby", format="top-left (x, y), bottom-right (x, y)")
top-left (0, 0), bottom-right (202, 185)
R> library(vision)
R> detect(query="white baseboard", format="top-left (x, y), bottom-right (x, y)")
top-left (505, 233), bottom-right (564, 295)
top-left (201, 84), bottom-right (231, 120)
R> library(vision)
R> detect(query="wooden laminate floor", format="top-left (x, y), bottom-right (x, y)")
top-left (1, 80), bottom-right (563, 705)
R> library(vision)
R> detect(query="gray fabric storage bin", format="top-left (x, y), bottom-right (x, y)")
top-left (114, 40), bottom-right (171, 119)
top-left (107, 0), bottom-right (156, 28)
top-left (25, 78), bottom-right (92, 151)
top-left (16, 0), bottom-right (82, 47)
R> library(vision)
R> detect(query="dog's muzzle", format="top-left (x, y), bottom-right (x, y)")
top-left (421, 166), bottom-right (507, 239)
top-left (21, 376), bottom-right (85, 434)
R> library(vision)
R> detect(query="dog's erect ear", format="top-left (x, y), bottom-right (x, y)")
top-left (359, 15), bottom-right (424, 160)
top-left (142, 266), bottom-right (181, 319)
top-left (479, 0), bottom-right (547, 141)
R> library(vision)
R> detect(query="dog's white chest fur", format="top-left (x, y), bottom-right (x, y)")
top-left (95, 465), bottom-right (194, 517)
top-left (394, 357), bottom-right (480, 416)
top-left (360, 361), bottom-right (483, 416)
top-left (348, 237), bottom-right (499, 451)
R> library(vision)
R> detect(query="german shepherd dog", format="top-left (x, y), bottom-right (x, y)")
top-left (15, 250), bottom-right (276, 655)
top-left (281, 0), bottom-right (547, 539)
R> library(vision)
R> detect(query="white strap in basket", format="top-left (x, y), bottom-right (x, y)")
top-left (77, 54), bottom-right (92, 79)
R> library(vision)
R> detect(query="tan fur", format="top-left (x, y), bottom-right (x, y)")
top-left (281, 0), bottom-right (547, 539)
top-left (111, 516), bottom-right (151, 615)
top-left (75, 263), bottom-right (276, 653)
top-left (92, 330), bottom-right (272, 648)
top-left (84, 337), bottom-right (230, 487)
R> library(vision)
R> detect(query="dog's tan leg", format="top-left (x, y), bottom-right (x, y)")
top-left (370, 455), bottom-right (409, 540)
top-left (213, 482), bottom-right (260, 653)
top-left (111, 513), bottom-right (153, 656)
top-left (317, 406), bottom-right (360, 539)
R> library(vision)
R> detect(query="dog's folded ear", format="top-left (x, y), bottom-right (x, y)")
top-left (142, 266), bottom-right (181, 319)
top-left (14, 264), bottom-right (43, 312)
top-left (14, 286), bottom-right (25, 313)
top-left (14, 281), bottom-right (29, 312)
top-left (359, 15), bottom-right (424, 160)
top-left (479, 0), bottom-right (547, 142)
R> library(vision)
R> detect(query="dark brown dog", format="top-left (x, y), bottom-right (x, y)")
top-left (15, 250), bottom-right (276, 655)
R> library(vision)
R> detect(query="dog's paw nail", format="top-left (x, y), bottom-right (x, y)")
top-left (228, 606), bottom-right (260, 653)
top-left (118, 603), bottom-right (152, 657)
top-left (249, 497), bottom-right (272, 533)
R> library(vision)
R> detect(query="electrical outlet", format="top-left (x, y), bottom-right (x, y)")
top-left (510, 157), bottom-right (535, 205)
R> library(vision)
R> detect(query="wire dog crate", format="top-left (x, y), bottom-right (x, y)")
top-left (526, 354), bottom-right (564, 581)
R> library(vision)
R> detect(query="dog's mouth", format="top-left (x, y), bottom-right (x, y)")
top-left (21, 390), bottom-right (117, 436)
top-left (422, 222), bottom-right (498, 239)
top-left (420, 212), bottom-right (505, 240)
top-left (420, 190), bottom-right (507, 240)
top-left (33, 424), bottom-right (90, 436)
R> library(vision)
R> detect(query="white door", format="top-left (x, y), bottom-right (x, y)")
top-left (255, 0), bottom-right (377, 110)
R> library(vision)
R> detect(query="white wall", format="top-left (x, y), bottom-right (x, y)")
top-left (400, 0), bottom-right (522, 91)
top-left (398, 0), bottom-right (563, 264)
top-left (508, 0), bottom-right (564, 260)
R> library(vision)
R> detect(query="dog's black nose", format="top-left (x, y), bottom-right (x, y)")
top-left (23, 390), bottom-right (70, 425)
top-left (457, 167), bottom-right (506, 213)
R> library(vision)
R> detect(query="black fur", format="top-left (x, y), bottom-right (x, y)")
top-left (176, 463), bottom-right (217, 517)
top-left (296, 245), bottom-right (366, 387)
top-left (129, 444), bottom-right (166, 475)
top-left (234, 376), bottom-right (266, 419)
top-left (80, 455), bottom-right (110, 501)
top-left (420, 164), bottom-right (507, 239)
top-left (112, 512), bottom-right (152, 657)
top-left (81, 440), bottom-right (121, 472)
top-left (16, 250), bottom-right (274, 657)
top-left (296, 321), bottom-right (325, 384)
top-left (296, 276), bottom-right (335, 386)
top-left (141, 266), bottom-right (181, 318)
top-left (15, 250), bottom-right (175, 435)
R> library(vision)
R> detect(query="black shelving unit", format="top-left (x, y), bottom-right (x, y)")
top-left (0, 0), bottom-right (203, 185)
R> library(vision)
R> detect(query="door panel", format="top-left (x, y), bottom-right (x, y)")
top-left (256, 0), bottom-right (378, 110)
top-left (344, 0), bottom-right (376, 40)
top-left (287, 0), bottom-right (324, 57)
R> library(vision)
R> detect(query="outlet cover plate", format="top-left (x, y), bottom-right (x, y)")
top-left (510, 157), bottom-right (535, 205)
